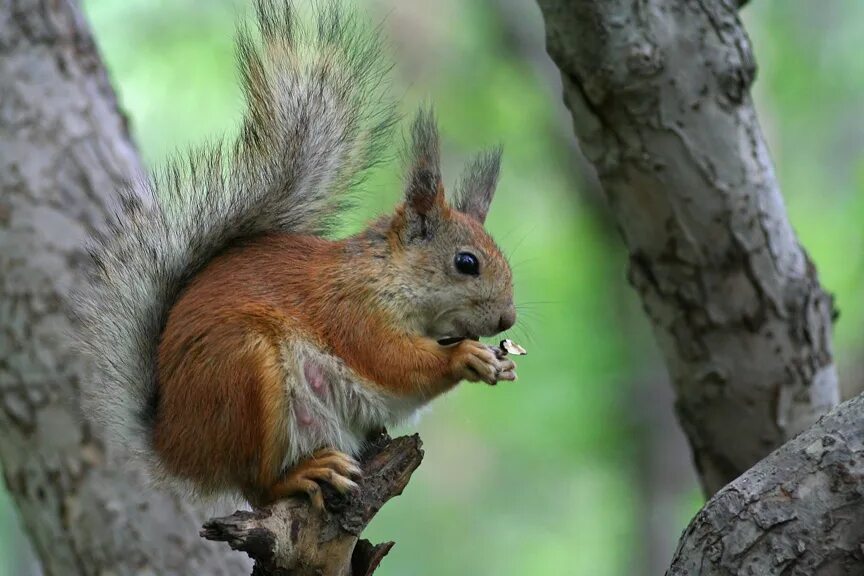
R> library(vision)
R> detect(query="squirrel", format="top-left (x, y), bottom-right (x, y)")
top-left (76, 0), bottom-right (518, 508)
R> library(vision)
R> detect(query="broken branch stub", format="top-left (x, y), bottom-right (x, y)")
top-left (202, 433), bottom-right (424, 576)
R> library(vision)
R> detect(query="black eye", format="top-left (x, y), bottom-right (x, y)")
top-left (454, 252), bottom-right (480, 276)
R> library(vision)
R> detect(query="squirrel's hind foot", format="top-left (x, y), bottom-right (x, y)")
top-left (263, 449), bottom-right (362, 509)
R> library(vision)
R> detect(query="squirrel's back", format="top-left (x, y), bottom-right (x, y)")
top-left (74, 1), bottom-right (396, 459)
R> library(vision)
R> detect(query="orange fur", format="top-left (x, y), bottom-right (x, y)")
top-left (154, 298), bottom-right (294, 503)
top-left (154, 231), bottom-right (463, 502)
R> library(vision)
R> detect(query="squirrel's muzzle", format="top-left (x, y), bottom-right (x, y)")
top-left (497, 305), bottom-right (516, 333)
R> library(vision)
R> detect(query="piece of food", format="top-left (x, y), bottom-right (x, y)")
top-left (499, 339), bottom-right (527, 356)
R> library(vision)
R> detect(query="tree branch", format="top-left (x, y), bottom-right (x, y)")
top-left (535, 0), bottom-right (839, 495)
top-left (202, 434), bottom-right (424, 576)
top-left (668, 392), bottom-right (864, 575)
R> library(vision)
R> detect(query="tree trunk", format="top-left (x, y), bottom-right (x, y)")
top-left (668, 390), bottom-right (864, 575)
top-left (0, 1), bottom-right (246, 573)
top-left (535, 0), bottom-right (839, 495)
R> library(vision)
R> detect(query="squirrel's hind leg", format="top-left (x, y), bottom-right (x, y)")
top-left (254, 449), bottom-right (362, 508)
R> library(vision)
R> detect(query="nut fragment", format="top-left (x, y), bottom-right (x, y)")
top-left (499, 339), bottom-right (527, 356)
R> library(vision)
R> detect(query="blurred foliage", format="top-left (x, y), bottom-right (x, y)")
top-left (2, 1), bottom-right (863, 575)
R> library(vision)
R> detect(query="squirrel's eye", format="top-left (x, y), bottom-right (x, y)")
top-left (454, 252), bottom-right (480, 276)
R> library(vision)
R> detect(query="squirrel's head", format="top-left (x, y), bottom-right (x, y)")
top-left (381, 109), bottom-right (515, 344)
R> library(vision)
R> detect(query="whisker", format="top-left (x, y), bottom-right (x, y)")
top-left (513, 317), bottom-right (544, 333)
top-left (496, 224), bottom-right (522, 246)
top-left (510, 323), bottom-right (537, 346)
top-left (506, 224), bottom-right (537, 262)
top-left (514, 303), bottom-right (549, 320)
top-left (510, 256), bottom-right (542, 270)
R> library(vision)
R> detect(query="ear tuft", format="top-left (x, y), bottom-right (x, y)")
top-left (455, 147), bottom-right (502, 224)
top-left (405, 108), bottom-right (442, 215)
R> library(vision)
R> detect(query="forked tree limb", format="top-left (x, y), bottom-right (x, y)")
top-left (201, 434), bottom-right (424, 576)
top-left (535, 0), bottom-right (840, 496)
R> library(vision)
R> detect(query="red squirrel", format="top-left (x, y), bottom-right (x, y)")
top-left (77, 1), bottom-right (518, 508)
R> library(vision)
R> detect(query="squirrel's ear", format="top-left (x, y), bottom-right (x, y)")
top-left (455, 147), bottom-right (502, 224)
top-left (405, 108), bottom-right (443, 215)
top-left (400, 108), bottom-right (445, 239)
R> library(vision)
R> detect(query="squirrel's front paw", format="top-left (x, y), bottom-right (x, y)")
top-left (450, 339), bottom-right (517, 385)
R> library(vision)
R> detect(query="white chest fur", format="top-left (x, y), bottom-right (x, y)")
top-left (279, 340), bottom-right (427, 468)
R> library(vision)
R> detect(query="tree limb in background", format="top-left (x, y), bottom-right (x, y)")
top-left (668, 391), bottom-right (864, 575)
top-left (0, 0), bottom-right (248, 573)
top-left (202, 434), bottom-right (424, 576)
top-left (535, 0), bottom-right (839, 495)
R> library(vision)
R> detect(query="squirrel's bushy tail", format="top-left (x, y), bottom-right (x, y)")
top-left (75, 0), bottom-right (395, 457)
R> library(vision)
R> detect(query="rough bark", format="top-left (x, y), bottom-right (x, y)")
top-left (536, 0), bottom-right (839, 494)
top-left (668, 392), bottom-right (864, 575)
top-left (202, 434), bottom-right (424, 576)
top-left (0, 1), bottom-right (247, 573)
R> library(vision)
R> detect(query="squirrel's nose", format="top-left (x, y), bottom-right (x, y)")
top-left (498, 306), bottom-right (516, 332)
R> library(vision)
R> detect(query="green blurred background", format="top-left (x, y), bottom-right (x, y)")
top-left (2, 1), bottom-right (864, 574)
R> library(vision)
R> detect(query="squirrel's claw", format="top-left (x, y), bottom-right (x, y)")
top-left (451, 340), bottom-right (518, 385)
top-left (495, 358), bottom-right (518, 382)
top-left (266, 449), bottom-right (361, 509)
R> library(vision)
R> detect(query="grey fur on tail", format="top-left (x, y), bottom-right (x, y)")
top-left (74, 0), bottom-right (396, 458)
